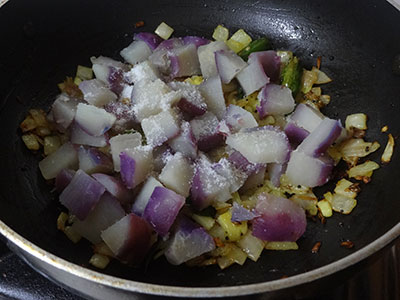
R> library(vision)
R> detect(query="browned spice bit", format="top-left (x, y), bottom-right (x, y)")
top-left (311, 242), bottom-right (322, 253)
top-left (340, 240), bottom-right (354, 249)
top-left (213, 237), bottom-right (224, 248)
top-left (316, 56), bottom-right (322, 69)
top-left (307, 214), bottom-right (318, 223)
top-left (135, 21), bottom-right (145, 28)
top-left (58, 77), bottom-right (83, 98)
top-left (347, 182), bottom-right (361, 193)
top-left (359, 176), bottom-right (371, 184)
top-left (318, 211), bottom-right (326, 224)
top-left (280, 275), bottom-right (289, 279)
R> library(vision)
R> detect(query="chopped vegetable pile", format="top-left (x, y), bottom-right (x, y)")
top-left (21, 23), bottom-right (394, 270)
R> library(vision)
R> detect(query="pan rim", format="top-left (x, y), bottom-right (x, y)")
top-left (0, 219), bottom-right (399, 297)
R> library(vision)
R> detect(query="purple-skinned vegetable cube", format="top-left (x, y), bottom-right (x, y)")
top-left (198, 76), bottom-right (226, 120)
top-left (197, 41), bottom-right (229, 78)
top-left (165, 216), bottom-right (215, 265)
top-left (226, 126), bottom-right (290, 164)
top-left (182, 36), bottom-right (210, 48)
top-left (256, 84), bottom-right (295, 119)
top-left (297, 118), bottom-right (343, 157)
top-left (252, 193), bottom-right (306, 242)
top-left (168, 81), bottom-right (207, 118)
top-left (92, 173), bottom-right (132, 205)
top-left (169, 43), bottom-right (201, 79)
top-left (59, 169), bottom-right (106, 221)
top-left (285, 150), bottom-right (334, 187)
top-left (101, 213), bottom-right (153, 265)
top-left (168, 121), bottom-right (198, 160)
top-left (119, 146), bottom-right (153, 189)
top-left (215, 49), bottom-right (247, 84)
top-left (55, 169), bottom-right (76, 193)
top-left (72, 192), bottom-right (125, 244)
top-left (79, 79), bottom-right (117, 106)
top-left (190, 111), bottom-right (225, 152)
top-left (74, 103), bottom-right (116, 136)
top-left (132, 176), bottom-right (163, 216)
top-left (135, 32), bottom-right (162, 50)
top-left (142, 186), bottom-right (185, 236)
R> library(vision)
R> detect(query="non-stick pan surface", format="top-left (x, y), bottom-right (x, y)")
top-left (0, 0), bottom-right (399, 296)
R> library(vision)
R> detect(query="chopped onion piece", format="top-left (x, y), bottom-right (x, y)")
top-left (227, 29), bottom-right (252, 53)
top-left (236, 230), bottom-right (264, 262)
top-left (155, 22), bottom-right (174, 40)
top-left (313, 67), bottom-right (332, 84)
top-left (317, 200), bottom-right (333, 217)
top-left (340, 138), bottom-right (380, 163)
top-left (212, 25), bottom-right (229, 42)
top-left (217, 210), bottom-right (248, 242)
top-left (89, 253), bottom-right (110, 269)
top-left (191, 214), bottom-right (215, 230)
top-left (381, 133), bottom-right (395, 163)
top-left (347, 161), bottom-right (379, 179)
top-left (301, 69), bottom-right (318, 94)
top-left (334, 178), bottom-right (358, 199)
top-left (345, 113), bottom-right (367, 131)
top-left (265, 242), bottom-right (298, 250)
top-left (326, 192), bottom-right (357, 214)
top-left (289, 193), bottom-right (318, 216)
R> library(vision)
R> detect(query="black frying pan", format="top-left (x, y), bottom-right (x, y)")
top-left (0, 0), bottom-right (399, 299)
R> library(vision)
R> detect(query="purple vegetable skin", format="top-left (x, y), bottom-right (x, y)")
top-left (252, 193), bottom-right (306, 242)
top-left (142, 187), bottom-right (185, 236)
top-left (59, 169), bottom-right (105, 220)
top-left (165, 216), bottom-right (215, 265)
